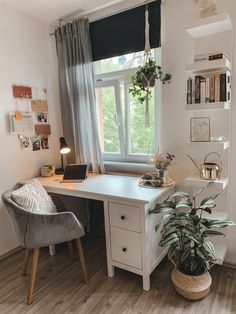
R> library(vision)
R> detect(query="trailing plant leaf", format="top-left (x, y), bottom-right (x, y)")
top-left (202, 230), bottom-right (225, 238)
top-left (203, 241), bottom-right (216, 260)
top-left (200, 193), bottom-right (221, 208)
top-left (207, 220), bottom-right (235, 228)
top-left (150, 200), bottom-right (175, 214)
top-left (160, 232), bottom-right (179, 247)
top-left (154, 214), bottom-right (173, 232)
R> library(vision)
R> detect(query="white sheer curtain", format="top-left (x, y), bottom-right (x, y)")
top-left (55, 18), bottom-right (104, 173)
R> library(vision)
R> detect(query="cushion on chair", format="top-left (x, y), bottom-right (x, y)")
top-left (11, 179), bottom-right (57, 214)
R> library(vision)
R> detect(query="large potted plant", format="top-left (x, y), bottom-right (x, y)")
top-left (129, 58), bottom-right (171, 127)
top-left (150, 184), bottom-right (234, 300)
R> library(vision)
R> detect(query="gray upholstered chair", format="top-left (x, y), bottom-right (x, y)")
top-left (2, 189), bottom-right (88, 305)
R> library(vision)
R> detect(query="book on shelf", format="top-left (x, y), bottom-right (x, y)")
top-left (186, 71), bottom-right (231, 105)
top-left (194, 52), bottom-right (229, 63)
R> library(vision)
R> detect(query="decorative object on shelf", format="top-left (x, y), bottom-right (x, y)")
top-left (150, 183), bottom-right (235, 300)
top-left (35, 124), bottom-right (51, 135)
top-left (55, 137), bottom-right (71, 174)
top-left (139, 173), bottom-right (173, 189)
top-left (210, 135), bottom-right (227, 142)
top-left (128, 3), bottom-right (171, 127)
top-left (9, 112), bottom-right (34, 134)
top-left (187, 152), bottom-right (222, 180)
top-left (190, 117), bottom-right (210, 142)
top-left (32, 136), bottom-right (41, 151)
top-left (149, 153), bottom-right (175, 178)
top-left (41, 165), bottom-right (55, 177)
top-left (195, 0), bottom-right (218, 19)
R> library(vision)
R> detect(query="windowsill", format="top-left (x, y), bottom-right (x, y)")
top-left (104, 161), bottom-right (156, 176)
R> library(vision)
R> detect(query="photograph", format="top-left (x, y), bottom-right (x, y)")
top-left (190, 117), bottom-right (210, 142)
top-left (41, 135), bottom-right (49, 149)
top-left (37, 112), bottom-right (48, 123)
top-left (32, 136), bottom-right (41, 151)
top-left (20, 136), bottom-right (30, 149)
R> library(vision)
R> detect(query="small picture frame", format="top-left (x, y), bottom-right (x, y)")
top-left (32, 136), bottom-right (41, 151)
top-left (20, 136), bottom-right (30, 149)
top-left (190, 117), bottom-right (210, 142)
top-left (37, 112), bottom-right (48, 123)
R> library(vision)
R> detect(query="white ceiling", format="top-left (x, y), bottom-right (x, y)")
top-left (0, 0), bottom-right (126, 24)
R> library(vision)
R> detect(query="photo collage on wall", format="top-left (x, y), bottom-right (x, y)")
top-left (11, 86), bottom-right (51, 151)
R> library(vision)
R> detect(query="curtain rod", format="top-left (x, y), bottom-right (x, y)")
top-left (50, 0), bottom-right (164, 36)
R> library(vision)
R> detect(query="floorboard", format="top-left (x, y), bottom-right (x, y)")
top-left (0, 236), bottom-right (236, 314)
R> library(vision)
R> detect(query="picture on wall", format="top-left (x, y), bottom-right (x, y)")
top-left (32, 136), bottom-right (41, 151)
top-left (37, 112), bottom-right (48, 123)
top-left (20, 136), bottom-right (30, 149)
top-left (41, 136), bottom-right (49, 149)
top-left (190, 117), bottom-right (210, 142)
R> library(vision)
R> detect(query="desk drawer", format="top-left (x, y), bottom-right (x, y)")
top-left (110, 227), bottom-right (142, 270)
top-left (109, 202), bottom-right (140, 232)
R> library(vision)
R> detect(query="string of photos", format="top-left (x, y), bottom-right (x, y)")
top-left (10, 85), bottom-right (51, 151)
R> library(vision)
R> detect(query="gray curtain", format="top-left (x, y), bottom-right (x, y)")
top-left (55, 18), bottom-right (104, 173)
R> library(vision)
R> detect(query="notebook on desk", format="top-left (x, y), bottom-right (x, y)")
top-left (60, 164), bottom-right (87, 183)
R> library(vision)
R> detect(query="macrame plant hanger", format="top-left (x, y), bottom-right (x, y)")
top-left (143, 2), bottom-right (152, 128)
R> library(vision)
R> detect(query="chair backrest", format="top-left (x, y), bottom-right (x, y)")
top-left (2, 190), bottom-right (30, 247)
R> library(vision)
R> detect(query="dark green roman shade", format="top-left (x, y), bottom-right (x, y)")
top-left (89, 0), bottom-right (161, 62)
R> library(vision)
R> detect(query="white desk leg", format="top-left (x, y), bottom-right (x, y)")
top-left (49, 245), bottom-right (55, 256)
top-left (143, 274), bottom-right (150, 291)
top-left (103, 200), bottom-right (115, 278)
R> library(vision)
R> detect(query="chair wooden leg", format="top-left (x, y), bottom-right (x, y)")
top-left (75, 239), bottom-right (88, 284)
top-left (67, 241), bottom-right (74, 259)
top-left (27, 248), bottom-right (40, 305)
top-left (22, 248), bottom-right (31, 276)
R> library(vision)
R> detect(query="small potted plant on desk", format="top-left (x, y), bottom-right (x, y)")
top-left (150, 184), bottom-right (235, 300)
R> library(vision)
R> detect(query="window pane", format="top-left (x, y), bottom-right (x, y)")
top-left (129, 89), bottom-right (155, 154)
top-left (95, 50), bottom-right (154, 74)
top-left (96, 86), bottom-right (120, 153)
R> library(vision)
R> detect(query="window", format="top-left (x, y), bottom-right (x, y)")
top-left (94, 49), bottom-right (160, 163)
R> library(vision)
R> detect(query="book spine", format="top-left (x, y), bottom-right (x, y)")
top-left (187, 77), bottom-right (192, 104)
top-left (209, 53), bottom-right (225, 61)
top-left (200, 78), bottom-right (206, 103)
top-left (195, 76), bottom-right (201, 103)
top-left (220, 71), bottom-right (231, 102)
top-left (192, 79), bottom-right (195, 104)
top-left (220, 73), bottom-right (226, 102)
top-left (209, 76), bottom-right (215, 102)
top-left (205, 78), bottom-right (210, 102)
top-left (214, 74), bottom-right (220, 102)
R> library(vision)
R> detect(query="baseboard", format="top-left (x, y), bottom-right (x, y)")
top-left (0, 246), bottom-right (22, 261)
top-left (223, 251), bottom-right (236, 269)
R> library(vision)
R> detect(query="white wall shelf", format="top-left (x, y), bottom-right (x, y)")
top-left (215, 244), bottom-right (227, 265)
top-left (186, 13), bottom-right (232, 38)
top-left (184, 175), bottom-right (228, 190)
top-left (185, 102), bottom-right (230, 111)
top-left (186, 58), bottom-right (231, 74)
top-left (186, 141), bottom-right (230, 151)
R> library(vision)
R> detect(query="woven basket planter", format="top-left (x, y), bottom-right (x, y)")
top-left (171, 268), bottom-right (212, 300)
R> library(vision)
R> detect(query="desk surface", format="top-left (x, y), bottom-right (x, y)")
top-left (34, 174), bottom-right (173, 204)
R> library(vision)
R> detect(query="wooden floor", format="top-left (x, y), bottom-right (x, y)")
top-left (0, 236), bottom-right (236, 314)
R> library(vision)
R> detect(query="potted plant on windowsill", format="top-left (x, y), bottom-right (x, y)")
top-left (129, 58), bottom-right (171, 127)
top-left (150, 184), bottom-right (235, 300)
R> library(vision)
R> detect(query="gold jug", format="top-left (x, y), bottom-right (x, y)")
top-left (187, 152), bottom-right (222, 180)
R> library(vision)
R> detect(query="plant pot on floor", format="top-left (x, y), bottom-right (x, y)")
top-left (171, 268), bottom-right (212, 300)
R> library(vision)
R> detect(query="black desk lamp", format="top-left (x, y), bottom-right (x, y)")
top-left (55, 137), bottom-right (71, 174)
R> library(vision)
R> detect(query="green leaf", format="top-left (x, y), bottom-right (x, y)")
top-left (160, 232), bottom-right (179, 247)
top-left (155, 214), bottom-right (173, 232)
top-left (203, 241), bottom-right (216, 260)
top-left (150, 200), bottom-right (175, 214)
top-left (207, 220), bottom-right (235, 228)
top-left (202, 230), bottom-right (225, 238)
top-left (200, 193), bottom-right (221, 207)
top-left (180, 247), bottom-right (192, 264)
top-left (175, 198), bottom-right (193, 209)
top-left (169, 191), bottom-right (190, 199)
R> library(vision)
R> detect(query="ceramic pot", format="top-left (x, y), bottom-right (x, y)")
top-left (171, 268), bottom-right (212, 300)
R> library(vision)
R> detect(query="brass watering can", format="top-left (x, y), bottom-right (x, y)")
top-left (187, 152), bottom-right (223, 180)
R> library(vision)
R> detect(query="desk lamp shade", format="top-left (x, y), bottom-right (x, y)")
top-left (60, 137), bottom-right (71, 154)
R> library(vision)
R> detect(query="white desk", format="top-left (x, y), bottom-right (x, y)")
top-left (35, 174), bottom-right (174, 291)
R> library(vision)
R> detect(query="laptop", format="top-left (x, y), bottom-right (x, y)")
top-left (60, 164), bottom-right (87, 183)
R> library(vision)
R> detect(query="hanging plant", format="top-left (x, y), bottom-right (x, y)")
top-left (129, 58), bottom-right (172, 127)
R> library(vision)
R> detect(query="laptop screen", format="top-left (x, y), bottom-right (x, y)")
top-left (63, 164), bottom-right (87, 180)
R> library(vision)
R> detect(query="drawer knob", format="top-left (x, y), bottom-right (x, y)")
top-left (122, 247), bottom-right (127, 252)
top-left (121, 215), bottom-right (126, 220)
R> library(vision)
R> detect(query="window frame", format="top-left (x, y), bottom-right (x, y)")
top-left (95, 48), bottom-right (161, 163)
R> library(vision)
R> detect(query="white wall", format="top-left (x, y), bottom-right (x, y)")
top-left (162, 0), bottom-right (236, 264)
top-left (0, 3), bottom-right (62, 255)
